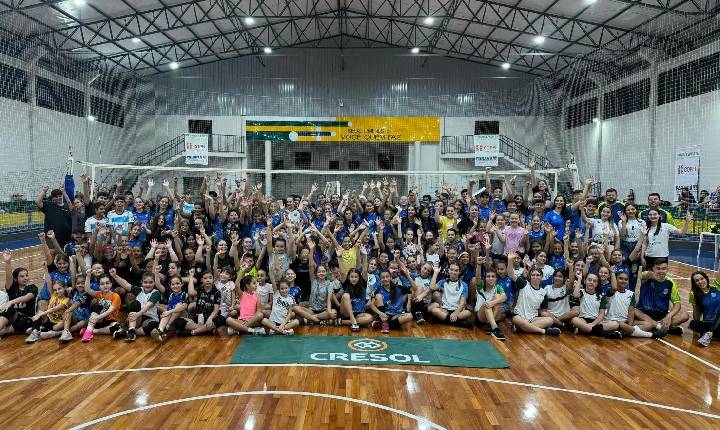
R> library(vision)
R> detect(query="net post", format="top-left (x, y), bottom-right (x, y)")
top-left (264, 140), bottom-right (272, 196)
top-left (90, 164), bottom-right (96, 201)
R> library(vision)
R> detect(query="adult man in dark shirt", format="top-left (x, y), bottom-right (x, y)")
top-left (35, 186), bottom-right (72, 247)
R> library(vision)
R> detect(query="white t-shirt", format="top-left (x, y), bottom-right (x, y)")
top-left (257, 282), bottom-right (273, 306)
top-left (604, 289), bottom-right (634, 322)
top-left (216, 281), bottom-right (235, 317)
top-left (84, 216), bottom-right (108, 234)
top-left (413, 275), bottom-right (432, 304)
top-left (578, 289), bottom-right (607, 319)
top-left (513, 279), bottom-right (550, 321)
top-left (621, 219), bottom-right (643, 242)
top-left (588, 218), bottom-right (616, 244)
top-left (545, 284), bottom-right (570, 318)
top-left (269, 294), bottom-right (295, 324)
top-left (438, 278), bottom-right (468, 311)
top-left (107, 210), bottom-right (135, 234)
top-left (644, 223), bottom-right (680, 257)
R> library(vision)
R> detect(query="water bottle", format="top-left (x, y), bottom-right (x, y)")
top-left (198, 313), bottom-right (205, 325)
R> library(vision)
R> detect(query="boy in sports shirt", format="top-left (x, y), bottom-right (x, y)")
top-left (633, 259), bottom-right (688, 336)
top-left (110, 269), bottom-right (162, 341)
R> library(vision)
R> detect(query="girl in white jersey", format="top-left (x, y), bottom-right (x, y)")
top-left (601, 272), bottom-right (658, 339)
top-left (261, 278), bottom-right (299, 335)
top-left (472, 266), bottom-right (507, 341)
top-left (569, 272), bottom-right (607, 336)
top-left (540, 269), bottom-right (576, 328)
top-left (255, 269), bottom-right (273, 317)
top-left (508, 258), bottom-right (560, 336)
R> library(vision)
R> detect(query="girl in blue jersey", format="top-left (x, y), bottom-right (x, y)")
top-left (339, 268), bottom-right (374, 332)
top-left (368, 270), bottom-right (413, 334)
top-left (689, 267), bottom-right (720, 347)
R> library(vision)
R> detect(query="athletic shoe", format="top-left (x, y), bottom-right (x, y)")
top-left (655, 325), bottom-right (668, 338)
top-left (303, 318), bottom-right (317, 326)
top-left (40, 330), bottom-right (60, 340)
top-left (59, 330), bottom-right (73, 342)
top-left (125, 329), bottom-right (136, 342)
top-left (371, 320), bottom-right (382, 330)
top-left (414, 312), bottom-right (425, 324)
top-left (590, 325), bottom-right (605, 336)
top-left (350, 323), bottom-right (360, 332)
top-left (604, 330), bottom-right (623, 340)
top-left (651, 330), bottom-right (667, 339)
top-left (545, 327), bottom-right (561, 336)
top-left (491, 327), bottom-right (506, 341)
top-left (150, 328), bottom-right (162, 343)
top-left (335, 318), bottom-right (343, 326)
top-left (283, 329), bottom-right (294, 335)
top-left (668, 326), bottom-right (684, 336)
top-left (25, 328), bottom-right (32, 335)
top-left (81, 329), bottom-right (94, 342)
top-left (318, 319), bottom-right (332, 326)
top-left (227, 327), bottom-right (238, 336)
top-left (511, 324), bottom-right (518, 333)
top-left (381, 321), bottom-right (390, 334)
top-left (112, 329), bottom-right (126, 340)
top-left (698, 332), bottom-right (713, 347)
top-left (248, 327), bottom-right (265, 335)
top-left (25, 330), bottom-right (40, 343)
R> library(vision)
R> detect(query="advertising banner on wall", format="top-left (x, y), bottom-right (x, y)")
top-left (184, 133), bottom-right (209, 165)
top-left (674, 146), bottom-right (700, 201)
top-left (244, 116), bottom-right (440, 142)
top-left (473, 134), bottom-right (500, 167)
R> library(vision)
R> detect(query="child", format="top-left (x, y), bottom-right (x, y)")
top-left (80, 274), bottom-right (123, 342)
top-left (173, 271), bottom-right (225, 336)
top-left (255, 269), bottom-right (273, 317)
top-left (428, 263), bottom-right (472, 327)
top-left (570, 272), bottom-right (608, 336)
top-left (602, 272), bottom-right (658, 339)
top-left (409, 262), bottom-right (434, 324)
top-left (473, 268), bottom-right (507, 340)
top-left (26, 262), bottom-right (69, 342)
top-left (37, 252), bottom-right (71, 312)
top-left (0, 251), bottom-right (38, 339)
top-left (111, 269), bottom-right (161, 341)
top-left (226, 275), bottom-right (266, 335)
top-left (59, 275), bottom-right (92, 341)
top-left (151, 275), bottom-right (192, 343)
top-left (339, 269), bottom-right (374, 332)
top-left (262, 278), bottom-right (300, 335)
top-left (509, 266), bottom-right (561, 336)
top-left (216, 267), bottom-right (238, 325)
top-left (541, 269), bottom-right (576, 328)
top-left (294, 241), bottom-right (341, 325)
top-left (369, 270), bottom-right (413, 333)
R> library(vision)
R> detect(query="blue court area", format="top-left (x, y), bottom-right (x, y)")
top-left (669, 246), bottom-right (718, 271)
top-left (0, 233), bottom-right (41, 251)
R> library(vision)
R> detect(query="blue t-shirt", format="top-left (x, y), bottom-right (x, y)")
top-left (636, 278), bottom-right (677, 313)
top-left (374, 284), bottom-right (409, 316)
top-left (498, 276), bottom-right (514, 310)
top-left (528, 228), bottom-right (545, 244)
top-left (478, 205), bottom-right (491, 221)
top-left (167, 291), bottom-right (189, 311)
top-left (71, 290), bottom-right (92, 321)
top-left (543, 210), bottom-right (566, 241)
top-left (548, 255), bottom-right (565, 271)
top-left (346, 286), bottom-right (367, 314)
top-left (694, 285), bottom-right (720, 322)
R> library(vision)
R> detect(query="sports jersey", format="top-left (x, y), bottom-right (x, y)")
top-left (497, 276), bottom-right (514, 310)
top-left (636, 277), bottom-right (680, 313)
top-left (548, 255), bottom-right (566, 271)
top-left (577, 289), bottom-right (608, 319)
top-left (71, 290), bottom-right (92, 321)
top-left (257, 282), bottom-right (273, 306)
top-left (513, 277), bottom-right (550, 321)
top-left (237, 291), bottom-right (259, 320)
top-left (438, 215), bottom-right (457, 243)
top-left (167, 291), bottom-right (189, 312)
top-left (689, 281), bottom-right (720, 322)
top-left (604, 288), bottom-right (635, 322)
top-left (474, 282), bottom-right (505, 312)
top-left (130, 285), bottom-right (162, 320)
top-left (196, 287), bottom-right (221, 320)
top-left (215, 281), bottom-right (236, 317)
top-left (543, 284), bottom-right (571, 318)
top-left (413, 275), bottom-right (432, 304)
top-left (47, 294), bottom-right (70, 324)
top-left (375, 284), bottom-right (410, 316)
top-left (338, 247), bottom-right (357, 281)
top-left (527, 228), bottom-right (546, 243)
top-left (270, 293), bottom-right (295, 324)
top-left (94, 291), bottom-right (121, 321)
top-left (543, 210), bottom-right (566, 240)
top-left (308, 279), bottom-right (340, 311)
top-left (437, 278), bottom-right (469, 311)
top-left (5, 284), bottom-right (38, 318)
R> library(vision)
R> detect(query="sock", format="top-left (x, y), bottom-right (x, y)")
top-left (631, 326), bottom-right (653, 338)
top-left (490, 322), bottom-right (498, 329)
top-left (656, 322), bottom-right (662, 330)
top-left (540, 328), bottom-right (546, 334)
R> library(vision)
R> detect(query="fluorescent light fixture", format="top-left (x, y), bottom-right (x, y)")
top-left (533, 35), bottom-right (545, 44)
top-left (501, 62), bottom-right (511, 70)
top-left (263, 46), bottom-right (272, 54)
top-left (87, 115), bottom-right (96, 122)
top-left (244, 17), bottom-right (255, 25)
top-left (169, 62), bottom-right (179, 70)
top-left (411, 47), bottom-right (420, 54)
top-left (592, 117), bottom-right (600, 123)
top-left (586, 0), bottom-right (597, 3)
top-left (424, 17), bottom-right (435, 25)
top-left (74, 0), bottom-right (86, 6)
top-left (132, 37), bottom-right (141, 43)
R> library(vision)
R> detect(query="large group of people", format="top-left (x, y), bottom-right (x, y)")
top-left (1, 165), bottom-right (719, 349)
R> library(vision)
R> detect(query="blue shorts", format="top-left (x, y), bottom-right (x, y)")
top-left (37, 283), bottom-right (51, 301)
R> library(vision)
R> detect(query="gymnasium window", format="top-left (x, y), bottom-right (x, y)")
top-left (474, 121), bottom-right (499, 135)
top-left (295, 152), bottom-right (311, 169)
top-left (0, 64), bottom-right (27, 102)
top-left (91, 97), bottom-right (125, 127)
top-left (564, 97), bottom-right (597, 129)
top-left (348, 160), bottom-right (360, 170)
top-left (658, 52), bottom-right (720, 105)
top-left (328, 160), bottom-right (340, 170)
top-left (378, 153), bottom-right (394, 170)
top-left (36, 77), bottom-right (85, 117)
top-left (603, 79), bottom-right (650, 120)
top-left (189, 119), bottom-right (213, 134)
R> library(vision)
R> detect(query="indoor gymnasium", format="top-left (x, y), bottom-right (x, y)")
top-left (1, 1), bottom-right (720, 429)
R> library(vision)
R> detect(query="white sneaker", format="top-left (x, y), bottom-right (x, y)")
top-left (59, 330), bottom-right (73, 342)
top-left (25, 330), bottom-right (40, 343)
top-left (283, 329), bottom-right (294, 335)
top-left (40, 330), bottom-right (60, 340)
top-left (248, 327), bottom-right (265, 335)
top-left (228, 327), bottom-right (237, 336)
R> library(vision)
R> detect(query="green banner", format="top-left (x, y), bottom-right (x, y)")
top-left (231, 336), bottom-right (509, 369)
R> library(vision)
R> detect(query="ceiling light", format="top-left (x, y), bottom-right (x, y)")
top-left (169, 62), bottom-right (179, 70)
top-left (533, 35), bottom-right (545, 44)
top-left (244, 17), bottom-right (255, 25)
top-left (592, 117), bottom-right (600, 123)
top-left (411, 47), bottom-right (420, 54)
top-left (132, 37), bottom-right (141, 43)
top-left (87, 115), bottom-right (96, 122)
top-left (74, 0), bottom-right (86, 6)
top-left (263, 46), bottom-right (272, 54)
top-left (586, 0), bottom-right (597, 3)
top-left (501, 62), bottom-right (511, 70)
top-left (424, 17), bottom-right (435, 25)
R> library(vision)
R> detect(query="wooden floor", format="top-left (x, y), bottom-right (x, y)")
top-left (1, 247), bottom-right (719, 429)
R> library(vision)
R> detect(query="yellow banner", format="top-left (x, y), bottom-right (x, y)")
top-left (245, 116), bottom-right (440, 142)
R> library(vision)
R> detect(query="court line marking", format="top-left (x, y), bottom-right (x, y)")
top-left (68, 390), bottom-right (447, 430)
top-left (658, 338), bottom-right (720, 373)
top-left (1, 363), bottom-right (719, 420)
top-left (670, 259), bottom-right (714, 272)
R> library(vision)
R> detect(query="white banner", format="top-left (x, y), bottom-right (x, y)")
top-left (474, 134), bottom-right (500, 167)
top-left (185, 133), bottom-right (209, 165)
top-left (674, 146), bottom-right (700, 201)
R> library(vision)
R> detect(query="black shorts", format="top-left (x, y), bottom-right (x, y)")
top-left (12, 314), bottom-right (33, 333)
top-left (95, 319), bottom-right (119, 330)
top-left (212, 315), bottom-right (227, 327)
top-left (641, 309), bottom-right (668, 322)
top-left (582, 317), bottom-right (595, 324)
